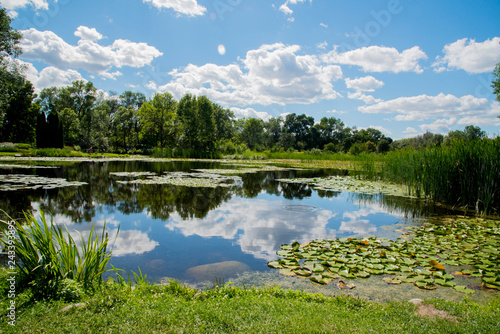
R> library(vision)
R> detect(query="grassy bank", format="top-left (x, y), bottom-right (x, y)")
top-left (1, 275), bottom-right (499, 333)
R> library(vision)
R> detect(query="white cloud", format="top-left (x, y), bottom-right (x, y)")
top-left (359, 93), bottom-right (500, 128)
top-left (403, 127), bottom-right (418, 134)
top-left (1, 0), bottom-right (49, 9)
top-left (325, 45), bottom-right (427, 73)
top-left (165, 198), bottom-right (336, 261)
top-left (1, 0), bottom-right (49, 17)
top-left (368, 125), bottom-right (392, 136)
top-left (320, 23), bottom-right (328, 28)
top-left (278, 0), bottom-right (311, 21)
top-left (347, 91), bottom-right (382, 104)
top-left (4, 58), bottom-right (84, 92)
top-left (345, 76), bottom-right (384, 92)
top-left (143, 0), bottom-right (206, 17)
top-left (432, 37), bottom-right (500, 73)
top-left (326, 109), bottom-right (345, 115)
top-left (19, 27), bottom-right (163, 80)
top-left (419, 118), bottom-right (457, 134)
top-left (316, 41), bottom-right (328, 50)
top-left (74, 26), bottom-right (104, 42)
top-left (340, 208), bottom-right (378, 235)
top-left (230, 107), bottom-right (272, 121)
top-left (156, 43), bottom-right (342, 106)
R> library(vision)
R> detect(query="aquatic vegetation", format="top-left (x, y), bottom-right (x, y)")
top-left (0, 163), bottom-right (59, 169)
top-left (268, 218), bottom-right (500, 293)
top-left (0, 211), bottom-right (115, 300)
top-left (276, 175), bottom-right (410, 197)
top-left (114, 171), bottom-right (242, 188)
top-left (193, 165), bottom-right (302, 175)
top-left (0, 174), bottom-right (88, 191)
top-left (380, 138), bottom-right (500, 214)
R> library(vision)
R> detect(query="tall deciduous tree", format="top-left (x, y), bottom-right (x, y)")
top-left (240, 118), bottom-right (264, 150)
top-left (139, 92), bottom-right (177, 149)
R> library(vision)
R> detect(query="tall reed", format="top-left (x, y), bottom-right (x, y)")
top-left (380, 138), bottom-right (499, 215)
top-left (0, 211), bottom-right (116, 299)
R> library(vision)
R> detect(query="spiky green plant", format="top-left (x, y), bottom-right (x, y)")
top-left (0, 210), bottom-right (117, 299)
top-left (380, 138), bottom-right (499, 215)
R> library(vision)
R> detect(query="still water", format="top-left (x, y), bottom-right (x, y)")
top-left (3, 159), bottom-right (492, 302)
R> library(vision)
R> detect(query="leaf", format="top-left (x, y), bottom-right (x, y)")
top-left (430, 260), bottom-right (445, 271)
top-left (267, 261), bottom-right (282, 269)
top-left (279, 269), bottom-right (296, 277)
top-left (454, 285), bottom-right (474, 294)
top-left (293, 268), bottom-right (312, 277)
top-left (335, 280), bottom-right (355, 289)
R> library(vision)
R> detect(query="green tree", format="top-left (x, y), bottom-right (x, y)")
top-left (197, 96), bottom-right (216, 154)
top-left (177, 94), bottom-right (199, 149)
top-left (0, 8), bottom-right (23, 138)
top-left (213, 103), bottom-right (235, 141)
top-left (264, 117), bottom-right (283, 149)
top-left (112, 106), bottom-right (138, 151)
top-left (59, 107), bottom-right (80, 146)
top-left (240, 118), bottom-right (264, 150)
top-left (2, 80), bottom-right (39, 144)
top-left (139, 92), bottom-right (177, 150)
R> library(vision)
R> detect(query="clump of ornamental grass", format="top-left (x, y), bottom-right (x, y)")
top-left (0, 211), bottom-right (117, 301)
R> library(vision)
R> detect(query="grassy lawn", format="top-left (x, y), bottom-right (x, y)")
top-left (1, 279), bottom-right (499, 333)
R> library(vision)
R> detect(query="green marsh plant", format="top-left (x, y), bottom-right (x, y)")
top-left (380, 138), bottom-right (500, 215)
top-left (0, 211), bottom-right (117, 300)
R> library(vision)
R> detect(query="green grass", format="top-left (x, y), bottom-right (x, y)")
top-left (0, 278), bottom-right (499, 333)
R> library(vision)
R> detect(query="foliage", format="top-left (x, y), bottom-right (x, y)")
top-left (0, 211), bottom-right (115, 300)
top-left (381, 137), bottom-right (500, 214)
top-left (269, 218), bottom-right (500, 292)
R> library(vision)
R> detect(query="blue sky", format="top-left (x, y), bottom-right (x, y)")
top-left (4, 0), bottom-right (500, 139)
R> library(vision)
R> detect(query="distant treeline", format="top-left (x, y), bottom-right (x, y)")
top-left (1, 79), bottom-right (495, 158)
top-left (1, 80), bottom-right (397, 157)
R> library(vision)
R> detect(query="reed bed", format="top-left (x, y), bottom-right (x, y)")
top-left (380, 138), bottom-right (500, 215)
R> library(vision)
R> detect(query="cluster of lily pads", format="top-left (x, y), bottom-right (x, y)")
top-left (276, 176), bottom-right (411, 198)
top-left (111, 171), bottom-right (242, 188)
top-left (192, 166), bottom-right (300, 175)
top-left (268, 218), bottom-right (500, 293)
top-left (110, 166), bottom-right (300, 188)
top-left (0, 174), bottom-right (87, 191)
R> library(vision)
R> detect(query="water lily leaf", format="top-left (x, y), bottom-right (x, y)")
top-left (383, 277), bottom-right (402, 285)
top-left (294, 268), bottom-right (312, 277)
top-left (277, 250), bottom-right (293, 257)
top-left (385, 264), bottom-right (399, 271)
top-left (310, 263), bottom-right (324, 273)
top-left (267, 261), bottom-right (282, 269)
top-left (454, 285), bottom-right (474, 294)
top-left (355, 271), bottom-right (370, 278)
top-left (435, 278), bottom-right (456, 287)
top-left (443, 260), bottom-right (460, 266)
top-left (291, 241), bottom-right (301, 251)
top-left (279, 269), bottom-right (296, 277)
top-left (430, 260), bottom-right (446, 271)
top-left (414, 281), bottom-right (437, 290)
top-left (414, 268), bottom-right (432, 276)
top-left (335, 280), bottom-right (355, 289)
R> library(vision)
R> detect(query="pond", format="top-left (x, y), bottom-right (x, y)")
top-left (0, 158), bottom-right (498, 303)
